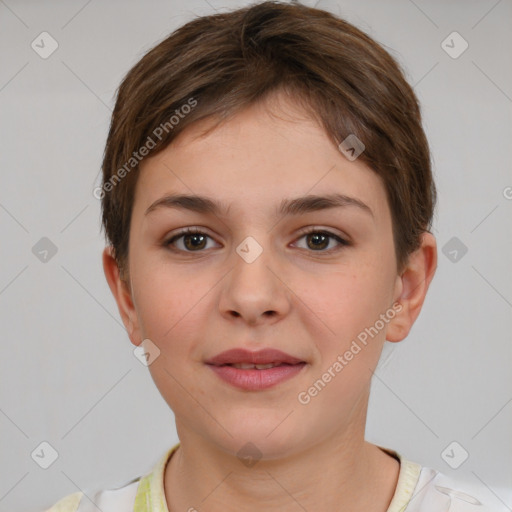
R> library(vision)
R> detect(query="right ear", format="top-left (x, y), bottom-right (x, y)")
top-left (102, 246), bottom-right (142, 347)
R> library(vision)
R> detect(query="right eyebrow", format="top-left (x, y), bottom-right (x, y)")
top-left (145, 193), bottom-right (231, 216)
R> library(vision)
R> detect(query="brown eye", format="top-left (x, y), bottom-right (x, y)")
top-left (165, 228), bottom-right (217, 252)
top-left (306, 232), bottom-right (329, 250)
top-left (183, 233), bottom-right (207, 250)
top-left (294, 229), bottom-right (349, 253)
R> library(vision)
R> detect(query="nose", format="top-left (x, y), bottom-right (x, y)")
top-left (218, 236), bottom-right (291, 326)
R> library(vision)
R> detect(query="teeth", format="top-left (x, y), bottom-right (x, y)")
top-left (230, 362), bottom-right (280, 369)
top-left (231, 363), bottom-right (257, 369)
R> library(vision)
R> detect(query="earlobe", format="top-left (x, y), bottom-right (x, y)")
top-left (386, 232), bottom-right (437, 343)
top-left (102, 246), bottom-right (142, 347)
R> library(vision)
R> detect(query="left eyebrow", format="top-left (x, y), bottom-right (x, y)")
top-left (278, 193), bottom-right (373, 218)
top-left (144, 193), bottom-right (373, 218)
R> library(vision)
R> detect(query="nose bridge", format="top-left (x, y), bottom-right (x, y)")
top-left (235, 234), bottom-right (266, 266)
top-left (219, 232), bottom-right (289, 323)
top-left (232, 233), bottom-right (276, 292)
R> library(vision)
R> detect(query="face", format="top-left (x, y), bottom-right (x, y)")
top-left (105, 92), bottom-right (425, 460)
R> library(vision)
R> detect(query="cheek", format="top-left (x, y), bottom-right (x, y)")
top-left (298, 263), bottom-right (396, 399)
top-left (312, 262), bottom-right (394, 340)
top-left (130, 255), bottom-right (221, 368)
top-left (131, 263), bottom-right (213, 409)
top-left (130, 250), bottom-right (187, 336)
top-left (294, 267), bottom-right (393, 419)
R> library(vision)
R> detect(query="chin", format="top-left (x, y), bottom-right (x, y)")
top-left (205, 413), bottom-right (310, 462)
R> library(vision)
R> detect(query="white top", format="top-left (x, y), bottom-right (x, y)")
top-left (43, 444), bottom-right (505, 512)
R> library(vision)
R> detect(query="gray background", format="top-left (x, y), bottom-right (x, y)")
top-left (0, 0), bottom-right (511, 511)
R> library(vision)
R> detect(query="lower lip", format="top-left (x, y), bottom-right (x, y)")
top-left (207, 363), bottom-right (307, 390)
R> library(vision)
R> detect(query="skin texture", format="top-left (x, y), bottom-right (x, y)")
top-left (103, 90), bottom-right (437, 512)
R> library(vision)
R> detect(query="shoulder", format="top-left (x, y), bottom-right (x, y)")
top-left (43, 478), bottom-right (140, 512)
top-left (378, 446), bottom-right (509, 512)
top-left (408, 465), bottom-right (508, 511)
top-left (402, 461), bottom-right (508, 511)
top-left (42, 491), bottom-right (82, 512)
top-left (41, 444), bottom-right (179, 512)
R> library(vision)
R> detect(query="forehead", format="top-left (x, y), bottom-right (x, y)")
top-left (133, 92), bottom-right (389, 223)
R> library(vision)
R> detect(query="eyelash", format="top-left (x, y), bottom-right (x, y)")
top-left (163, 227), bottom-right (350, 254)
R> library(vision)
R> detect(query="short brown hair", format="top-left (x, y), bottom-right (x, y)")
top-left (100, 0), bottom-right (436, 279)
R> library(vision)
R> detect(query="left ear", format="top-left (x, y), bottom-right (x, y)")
top-left (386, 232), bottom-right (437, 342)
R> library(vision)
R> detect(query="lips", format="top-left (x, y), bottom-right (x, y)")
top-left (205, 348), bottom-right (307, 391)
top-left (205, 348), bottom-right (305, 367)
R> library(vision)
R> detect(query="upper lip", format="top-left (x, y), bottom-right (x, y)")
top-left (205, 348), bottom-right (305, 366)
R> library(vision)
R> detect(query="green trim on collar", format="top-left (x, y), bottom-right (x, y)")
top-left (134, 444), bottom-right (180, 512)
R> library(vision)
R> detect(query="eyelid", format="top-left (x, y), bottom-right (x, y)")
top-left (294, 225), bottom-right (350, 243)
top-left (164, 226), bottom-right (219, 250)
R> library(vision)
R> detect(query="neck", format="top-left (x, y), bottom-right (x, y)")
top-left (164, 424), bottom-right (399, 512)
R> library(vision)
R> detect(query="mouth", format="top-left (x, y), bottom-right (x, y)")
top-left (205, 347), bottom-right (305, 366)
top-left (221, 362), bottom-right (297, 370)
top-left (205, 348), bottom-right (307, 390)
